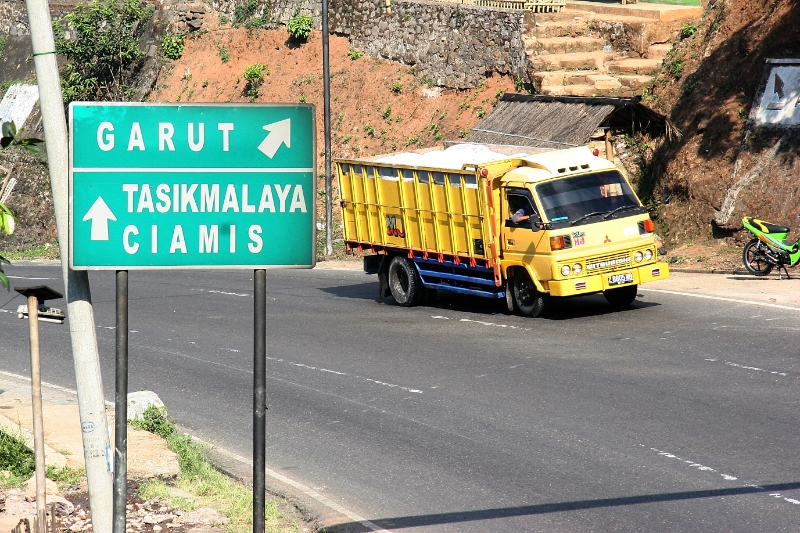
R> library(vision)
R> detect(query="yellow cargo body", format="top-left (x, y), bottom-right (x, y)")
top-left (337, 159), bottom-right (505, 263)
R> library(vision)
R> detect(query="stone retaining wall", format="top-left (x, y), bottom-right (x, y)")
top-left (0, 0), bottom-right (30, 36)
top-left (330, 0), bottom-right (528, 89)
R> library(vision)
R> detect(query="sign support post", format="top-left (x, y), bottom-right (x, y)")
top-left (113, 270), bottom-right (129, 533)
top-left (253, 269), bottom-right (267, 533)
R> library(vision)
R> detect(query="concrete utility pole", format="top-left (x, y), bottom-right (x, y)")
top-left (23, 1), bottom-right (114, 532)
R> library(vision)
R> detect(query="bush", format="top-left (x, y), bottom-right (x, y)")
top-left (130, 405), bottom-right (177, 439)
top-left (243, 63), bottom-right (269, 100)
top-left (53, 0), bottom-right (154, 102)
top-left (287, 14), bottom-right (313, 40)
top-left (0, 429), bottom-right (35, 478)
top-left (347, 49), bottom-right (362, 60)
top-left (161, 33), bottom-right (185, 60)
top-left (681, 22), bottom-right (697, 39)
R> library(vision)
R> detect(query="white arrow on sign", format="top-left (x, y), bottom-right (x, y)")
top-left (82, 196), bottom-right (116, 241)
top-left (258, 118), bottom-right (291, 158)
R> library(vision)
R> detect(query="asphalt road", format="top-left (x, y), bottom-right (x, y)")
top-left (2, 261), bottom-right (799, 532)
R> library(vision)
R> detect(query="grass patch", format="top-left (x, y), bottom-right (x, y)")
top-left (2, 245), bottom-right (61, 260)
top-left (132, 406), bottom-right (302, 533)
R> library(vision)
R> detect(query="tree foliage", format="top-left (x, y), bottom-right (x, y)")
top-left (0, 121), bottom-right (43, 290)
top-left (53, 0), bottom-right (154, 103)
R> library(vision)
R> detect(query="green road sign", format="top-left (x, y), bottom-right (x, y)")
top-left (69, 103), bottom-right (316, 269)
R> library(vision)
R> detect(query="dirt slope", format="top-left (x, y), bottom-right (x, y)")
top-left (153, 20), bottom-right (515, 158)
top-left (645, 0), bottom-right (800, 246)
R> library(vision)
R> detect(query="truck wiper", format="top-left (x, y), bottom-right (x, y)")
top-left (602, 205), bottom-right (640, 220)
top-left (570, 211), bottom-right (607, 226)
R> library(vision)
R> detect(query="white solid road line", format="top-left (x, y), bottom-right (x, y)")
top-left (0, 370), bottom-right (392, 533)
top-left (639, 288), bottom-right (800, 311)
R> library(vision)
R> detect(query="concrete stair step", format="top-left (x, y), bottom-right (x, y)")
top-left (530, 15), bottom-right (592, 38)
top-left (646, 43), bottom-right (673, 61)
top-left (532, 50), bottom-right (613, 71)
top-left (606, 57), bottom-right (662, 75)
top-left (586, 73), bottom-right (623, 91)
top-left (564, 1), bottom-right (703, 22)
top-left (532, 70), bottom-right (592, 88)
top-left (539, 83), bottom-right (621, 97)
top-left (532, 36), bottom-right (607, 54)
top-left (616, 74), bottom-right (656, 91)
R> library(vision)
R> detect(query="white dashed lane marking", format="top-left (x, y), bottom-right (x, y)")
top-left (646, 445), bottom-right (800, 508)
top-left (704, 358), bottom-right (790, 377)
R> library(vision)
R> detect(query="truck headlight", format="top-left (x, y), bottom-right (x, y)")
top-left (561, 265), bottom-right (571, 276)
top-left (572, 263), bottom-right (582, 274)
top-left (644, 249), bottom-right (653, 261)
top-left (634, 251), bottom-right (643, 263)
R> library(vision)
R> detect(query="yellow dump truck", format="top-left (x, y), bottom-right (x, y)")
top-left (336, 144), bottom-right (669, 317)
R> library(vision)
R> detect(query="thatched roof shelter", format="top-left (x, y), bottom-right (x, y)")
top-left (466, 93), bottom-right (681, 150)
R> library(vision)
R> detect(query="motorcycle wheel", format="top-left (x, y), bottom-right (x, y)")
top-left (743, 238), bottom-right (774, 276)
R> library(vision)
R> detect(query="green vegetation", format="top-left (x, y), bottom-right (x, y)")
top-left (382, 105), bottom-right (392, 121)
top-left (218, 44), bottom-right (230, 63)
top-left (476, 107), bottom-right (486, 118)
top-left (666, 52), bottom-right (685, 79)
top-left (0, 36), bottom-right (7, 59)
top-left (347, 49), bottom-right (363, 60)
top-left (515, 75), bottom-right (524, 93)
top-left (0, 428), bottom-right (34, 479)
top-left (298, 94), bottom-right (306, 103)
top-left (233, 0), bottom-right (259, 24)
top-left (459, 128), bottom-right (468, 139)
top-left (242, 63), bottom-right (268, 101)
top-left (161, 33), bottom-right (185, 60)
top-left (287, 13), bottom-right (313, 40)
top-left (681, 22), bottom-right (697, 39)
top-left (390, 80), bottom-right (402, 93)
top-left (132, 406), bottom-right (301, 532)
top-left (364, 125), bottom-right (375, 137)
top-left (53, 0), bottom-right (154, 103)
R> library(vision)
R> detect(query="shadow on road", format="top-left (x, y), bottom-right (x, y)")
top-left (319, 284), bottom-right (661, 320)
top-left (327, 482), bottom-right (800, 532)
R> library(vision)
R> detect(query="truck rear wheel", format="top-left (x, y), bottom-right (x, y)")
top-left (513, 271), bottom-right (547, 318)
top-left (388, 256), bottom-right (421, 306)
top-left (603, 285), bottom-right (638, 307)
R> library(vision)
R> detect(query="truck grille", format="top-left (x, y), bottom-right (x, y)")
top-left (584, 252), bottom-right (632, 274)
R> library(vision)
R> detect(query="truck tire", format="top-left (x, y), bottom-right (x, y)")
top-left (513, 271), bottom-right (547, 318)
top-left (603, 285), bottom-right (638, 307)
top-left (388, 256), bottom-right (421, 306)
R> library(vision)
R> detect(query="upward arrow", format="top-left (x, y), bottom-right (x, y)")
top-left (258, 119), bottom-right (291, 158)
top-left (82, 196), bottom-right (116, 241)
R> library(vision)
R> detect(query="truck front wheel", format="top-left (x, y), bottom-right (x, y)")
top-left (603, 285), bottom-right (638, 307)
top-left (388, 256), bottom-right (421, 306)
top-left (513, 271), bottom-right (547, 318)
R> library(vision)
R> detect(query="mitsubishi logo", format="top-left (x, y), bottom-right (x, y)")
top-left (604, 235), bottom-right (611, 243)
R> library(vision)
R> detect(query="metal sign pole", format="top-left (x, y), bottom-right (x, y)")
top-left (113, 270), bottom-right (129, 533)
top-left (253, 269), bottom-right (267, 533)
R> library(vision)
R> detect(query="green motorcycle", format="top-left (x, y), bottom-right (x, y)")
top-left (742, 216), bottom-right (800, 278)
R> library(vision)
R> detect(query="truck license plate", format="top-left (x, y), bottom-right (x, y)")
top-left (608, 272), bottom-right (634, 286)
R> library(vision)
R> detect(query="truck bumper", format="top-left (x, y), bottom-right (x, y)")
top-left (547, 262), bottom-right (670, 297)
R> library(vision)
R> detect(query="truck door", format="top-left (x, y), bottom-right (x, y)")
top-left (501, 187), bottom-right (540, 264)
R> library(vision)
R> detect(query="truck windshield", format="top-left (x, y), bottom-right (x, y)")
top-left (535, 170), bottom-right (641, 226)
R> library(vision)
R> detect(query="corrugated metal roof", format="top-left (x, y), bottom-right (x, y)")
top-left (467, 94), bottom-right (680, 149)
